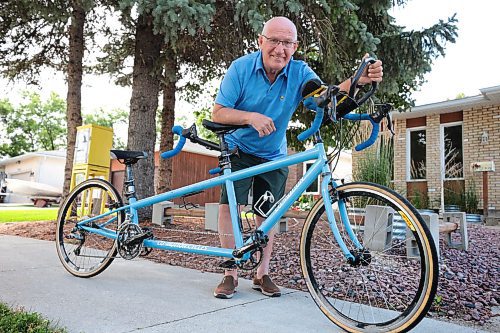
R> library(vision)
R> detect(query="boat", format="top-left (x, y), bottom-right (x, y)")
top-left (4, 178), bottom-right (62, 204)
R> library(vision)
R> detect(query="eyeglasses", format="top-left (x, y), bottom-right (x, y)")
top-left (260, 35), bottom-right (297, 49)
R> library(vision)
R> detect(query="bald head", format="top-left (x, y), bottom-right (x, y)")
top-left (262, 17), bottom-right (297, 41)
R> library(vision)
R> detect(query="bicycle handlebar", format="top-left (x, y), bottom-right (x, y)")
top-left (343, 113), bottom-right (379, 151)
top-left (297, 107), bottom-right (324, 142)
top-left (160, 125), bottom-right (186, 159)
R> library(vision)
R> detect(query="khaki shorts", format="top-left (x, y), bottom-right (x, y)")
top-left (220, 150), bottom-right (289, 217)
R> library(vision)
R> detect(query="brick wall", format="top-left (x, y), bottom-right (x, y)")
top-left (354, 103), bottom-right (499, 213)
top-left (425, 114), bottom-right (441, 209)
top-left (393, 119), bottom-right (407, 197)
top-left (463, 105), bottom-right (500, 212)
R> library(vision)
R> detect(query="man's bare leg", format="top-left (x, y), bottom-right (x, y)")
top-left (218, 204), bottom-right (237, 279)
top-left (255, 215), bottom-right (275, 279)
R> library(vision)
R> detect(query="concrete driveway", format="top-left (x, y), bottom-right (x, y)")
top-left (0, 235), bottom-right (492, 333)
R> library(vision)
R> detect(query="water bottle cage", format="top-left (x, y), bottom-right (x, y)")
top-left (253, 190), bottom-right (275, 218)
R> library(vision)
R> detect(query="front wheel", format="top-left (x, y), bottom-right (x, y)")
top-left (300, 182), bottom-right (438, 333)
top-left (56, 179), bottom-right (124, 278)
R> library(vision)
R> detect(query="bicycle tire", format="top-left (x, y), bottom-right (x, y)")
top-left (300, 182), bottom-right (438, 332)
top-left (56, 179), bottom-right (124, 278)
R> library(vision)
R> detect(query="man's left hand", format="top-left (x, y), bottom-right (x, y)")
top-left (358, 53), bottom-right (383, 85)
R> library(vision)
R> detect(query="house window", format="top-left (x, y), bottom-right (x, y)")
top-left (442, 123), bottom-right (463, 179)
top-left (304, 161), bottom-right (320, 194)
top-left (408, 128), bottom-right (426, 180)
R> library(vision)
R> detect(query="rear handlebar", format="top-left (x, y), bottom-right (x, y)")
top-left (160, 126), bottom-right (186, 159)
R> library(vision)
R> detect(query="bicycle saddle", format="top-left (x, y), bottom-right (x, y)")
top-left (110, 150), bottom-right (148, 164)
top-left (202, 119), bottom-right (248, 134)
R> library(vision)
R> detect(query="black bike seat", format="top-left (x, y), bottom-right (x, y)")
top-left (110, 150), bottom-right (148, 164)
top-left (202, 119), bottom-right (248, 134)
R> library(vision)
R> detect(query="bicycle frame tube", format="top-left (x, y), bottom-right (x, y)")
top-left (77, 143), bottom-right (361, 260)
top-left (77, 145), bottom-right (323, 258)
top-left (330, 179), bottom-right (363, 250)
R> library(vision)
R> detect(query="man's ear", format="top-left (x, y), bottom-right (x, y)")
top-left (258, 35), bottom-right (264, 48)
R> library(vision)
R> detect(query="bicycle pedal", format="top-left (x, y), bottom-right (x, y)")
top-left (219, 259), bottom-right (237, 269)
top-left (124, 230), bottom-right (153, 246)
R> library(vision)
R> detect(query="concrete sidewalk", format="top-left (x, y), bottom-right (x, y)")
top-left (0, 235), bottom-right (491, 333)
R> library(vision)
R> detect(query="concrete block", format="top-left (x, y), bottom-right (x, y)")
top-left (406, 212), bottom-right (440, 259)
top-left (484, 217), bottom-right (500, 226)
top-left (363, 205), bottom-right (394, 252)
top-left (204, 203), bottom-right (219, 232)
top-left (443, 212), bottom-right (468, 251)
top-left (273, 217), bottom-right (288, 233)
top-left (152, 201), bottom-right (174, 226)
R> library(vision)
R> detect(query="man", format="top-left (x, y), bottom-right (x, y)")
top-left (212, 16), bottom-right (383, 299)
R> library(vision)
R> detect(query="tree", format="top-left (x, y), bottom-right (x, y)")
top-left (0, 0), bottom-right (115, 198)
top-left (108, 0), bottom-right (217, 216)
top-left (0, 92), bottom-right (66, 157)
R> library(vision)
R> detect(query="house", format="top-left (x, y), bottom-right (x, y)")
top-left (353, 85), bottom-right (500, 215)
top-left (0, 150), bottom-right (66, 203)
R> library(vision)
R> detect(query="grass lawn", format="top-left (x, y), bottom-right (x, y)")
top-left (0, 208), bottom-right (58, 223)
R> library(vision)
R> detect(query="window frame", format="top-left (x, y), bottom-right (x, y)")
top-left (440, 121), bottom-right (464, 181)
top-left (406, 126), bottom-right (427, 182)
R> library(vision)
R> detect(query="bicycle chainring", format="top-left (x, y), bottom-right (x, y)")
top-left (117, 223), bottom-right (143, 260)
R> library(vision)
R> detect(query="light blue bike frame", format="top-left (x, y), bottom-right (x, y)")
top-left (76, 142), bottom-right (360, 261)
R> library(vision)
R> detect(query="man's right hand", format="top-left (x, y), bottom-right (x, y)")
top-left (248, 112), bottom-right (276, 137)
top-left (212, 104), bottom-right (276, 137)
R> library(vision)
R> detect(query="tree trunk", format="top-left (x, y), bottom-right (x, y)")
top-left (62, 1), bottom-right (85, 199)
top-left (127, 13), bottom-right (163, 218)
top-left (157, 50), bottom-right (177, 194)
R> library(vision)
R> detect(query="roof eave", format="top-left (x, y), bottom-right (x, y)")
top-left (393, 85), bottom-right (500, 120)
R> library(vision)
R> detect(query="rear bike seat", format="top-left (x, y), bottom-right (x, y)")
top-left (202, 119), bottom-right (248, 135)
top-left (110, 150), bottom-right (148, 165)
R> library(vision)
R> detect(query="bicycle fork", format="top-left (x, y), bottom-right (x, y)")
top-left (320, 164), bottom-right (362, 262)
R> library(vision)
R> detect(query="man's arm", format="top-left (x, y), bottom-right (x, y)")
top-left (212, 104), bottom-right (276, 137)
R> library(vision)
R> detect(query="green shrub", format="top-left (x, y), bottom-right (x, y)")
top-left (353, 137), bottom-right (393, 187)
top-left (0, 303), bottom-right (66, 333)
top-left (463, 180), bottom-right (479, 214)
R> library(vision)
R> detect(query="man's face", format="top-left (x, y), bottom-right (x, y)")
top-left (258, 25), bottom-right (298, 74)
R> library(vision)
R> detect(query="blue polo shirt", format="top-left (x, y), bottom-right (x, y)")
top-left (215, 50), bottom-right (319, 160)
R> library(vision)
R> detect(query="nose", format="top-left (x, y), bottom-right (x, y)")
top-left (274, 42), bottom-right (286, 53)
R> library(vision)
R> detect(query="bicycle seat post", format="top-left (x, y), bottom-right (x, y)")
top-left (218, 133), bottom-right (234, 172)
top-left (123, 163), bottom-right (137, 202)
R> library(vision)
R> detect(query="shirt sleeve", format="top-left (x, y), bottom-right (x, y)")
top-left (215, 62), bottom-right (241, 109)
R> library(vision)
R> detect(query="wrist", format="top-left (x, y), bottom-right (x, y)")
top-left (352, 76), bottom-right (366, 88)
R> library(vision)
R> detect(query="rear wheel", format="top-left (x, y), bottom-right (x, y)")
top-left (56, 179), bottom-right (124, 278)
top-left (300, 182), bottom-right (438, 332)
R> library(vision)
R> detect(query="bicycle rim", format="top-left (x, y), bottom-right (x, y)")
top-left (56, 179), bottom-right (124, 278)
top-left (300, 182), bottom-right (438, 332)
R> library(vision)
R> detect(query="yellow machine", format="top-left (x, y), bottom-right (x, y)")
top-left (69, 124), bottom-right (113, 216)
top-left (71, 124), bottom-right (114, 185)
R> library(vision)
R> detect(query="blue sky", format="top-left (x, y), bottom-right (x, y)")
top-left (1, 0), bottom-right (497, 115)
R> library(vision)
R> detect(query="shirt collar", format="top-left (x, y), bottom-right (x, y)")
top-left (256, 50), bottom-right (291, 79)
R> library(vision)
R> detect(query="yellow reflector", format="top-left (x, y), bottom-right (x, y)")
top-left (399, 211), bottom-right (416, 231)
